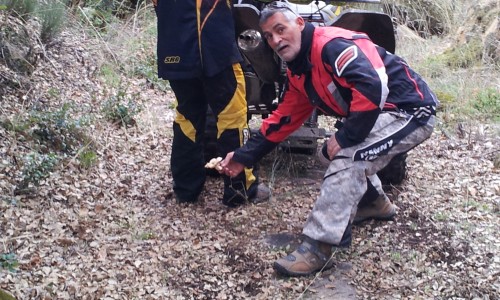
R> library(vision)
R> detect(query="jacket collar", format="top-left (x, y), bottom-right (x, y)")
top-left (287, 23), bottom-right (315, 76)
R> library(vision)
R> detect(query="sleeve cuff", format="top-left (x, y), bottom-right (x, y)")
top-left (233, 131), bottom-right (279, 167)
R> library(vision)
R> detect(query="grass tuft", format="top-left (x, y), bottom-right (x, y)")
top-left (38, 0), bottom-right (66, 44)
top-left (471, 88), bottom-right (500, 121)
top-left (78, 149), bottom-right (98, 169)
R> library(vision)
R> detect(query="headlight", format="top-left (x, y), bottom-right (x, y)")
top-left (237, 29), bottom-right (262, 52)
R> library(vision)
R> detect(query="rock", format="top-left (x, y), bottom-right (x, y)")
top-left (454, 0), bottom-right (500, 66)
top-left (0, 11), bottom-right (42, 94)
top-left (0, 13), bottom-right (41, 76)
top-left (482, 16), bottom-right (499, 66)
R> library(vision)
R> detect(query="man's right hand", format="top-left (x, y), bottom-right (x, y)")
top-left (326, 136), bottom-right (342, 159)
top-left (152, 0), bottom-right (157, 7)
top-left (219, 152), bottom-right (245, 178)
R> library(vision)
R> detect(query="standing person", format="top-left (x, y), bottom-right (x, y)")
top-left (219, 2), bottom-right (438, 276)
top-left (153, 0), bottom-right (269, 207)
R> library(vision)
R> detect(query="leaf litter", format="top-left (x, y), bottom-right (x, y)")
top-left (1, 13), bottom-right (499, 300)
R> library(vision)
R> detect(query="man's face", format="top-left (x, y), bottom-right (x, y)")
top-left (260, 12), bottom-right (305, 62)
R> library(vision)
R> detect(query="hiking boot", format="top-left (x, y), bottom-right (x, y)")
top-left (249, 183), bottom-right (271, 204)
top-left (353, 195), bottom-right (397, 225)
top-left (274, 236), bottom-right (334, 277)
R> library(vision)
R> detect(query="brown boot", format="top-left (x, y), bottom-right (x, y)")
top-left (354, 195), bottom-right (397, 225)
top-left (274, 237), bottom-right (334, 277)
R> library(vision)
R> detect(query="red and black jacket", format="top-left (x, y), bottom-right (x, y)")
top-left (233, 24), bottom-right (437, 167)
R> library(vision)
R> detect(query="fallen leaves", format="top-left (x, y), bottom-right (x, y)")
top-left (1, 11), bottom-right (499, 300)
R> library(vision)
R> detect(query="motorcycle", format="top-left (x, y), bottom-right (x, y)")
top-left (205, 0), bottom-right (406, 185)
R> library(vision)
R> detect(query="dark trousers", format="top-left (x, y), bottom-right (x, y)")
top-left (169, 63), bottom-right (258, 205)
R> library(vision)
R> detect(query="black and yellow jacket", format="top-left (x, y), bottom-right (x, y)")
top-left (155, 0), bottom-right (242, 80)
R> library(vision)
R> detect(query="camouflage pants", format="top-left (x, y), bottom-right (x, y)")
top-left (302, 112), bottom-right (435, 245)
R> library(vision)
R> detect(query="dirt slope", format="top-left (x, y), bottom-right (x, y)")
top-left (1, 5), bottom-right (499, 300)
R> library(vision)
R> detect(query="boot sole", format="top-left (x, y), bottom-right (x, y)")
top-left (273, 260), bottom-right (334, 277)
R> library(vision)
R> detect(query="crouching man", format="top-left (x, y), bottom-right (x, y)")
top-left (220, 2), bottom-right (437, 276)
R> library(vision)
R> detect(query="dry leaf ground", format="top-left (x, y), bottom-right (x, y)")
top-left (1, 12), bottom-right (500, 300)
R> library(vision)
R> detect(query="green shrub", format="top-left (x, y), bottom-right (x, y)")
top-left (100, 63), bottom-right (121, 87)
top-left (29, 103), bottom-right (90, 153)
top-left (75, 0), bottom-right (143, 33)
top-left (87, 0), bottom-right (145, 18)
top-left (102, 87), bottom-right (142, 126)
top-left (0, 117), bottom-right (30, 134)
top-left (69, 0), bottom-right (148, 32)
top-left (0, 0), bottom-right (37, 20)
top-left (441, 39), bottom-right (483, 69)
top-left (78, 5), bottom-right (114, 33)
top-left (436, 86), bottom-right (500, 125)
top-left (38, 0), bottom-right (66, 44)
top-left (18, 152), bottom-right (58, 190)
top-left (2, 104), bottom-right (93, 155)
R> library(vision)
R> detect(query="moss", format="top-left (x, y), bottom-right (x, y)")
top-left (0, 289), bottom-right (16, 300)
top-left (434, 90), bottom-right (456, 111)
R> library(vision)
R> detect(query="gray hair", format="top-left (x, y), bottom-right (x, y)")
top-left (259, 3), bottom-right (299, 25)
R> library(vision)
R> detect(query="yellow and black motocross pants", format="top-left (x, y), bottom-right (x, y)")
top-left (169, 63), bottom-right (258, 206)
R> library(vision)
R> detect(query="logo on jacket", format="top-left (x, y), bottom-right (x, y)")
top-left (164, 56), bottom-right (180, 64)
top-left (335, 45), bottom-right (358, 76)
top-left (242, 128), bottom-right (250, 144)
top-left (355, 139), bottom-right (394, 161)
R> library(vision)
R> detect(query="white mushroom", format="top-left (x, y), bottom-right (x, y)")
top-left (204, 157), bottom-right (223, 170)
